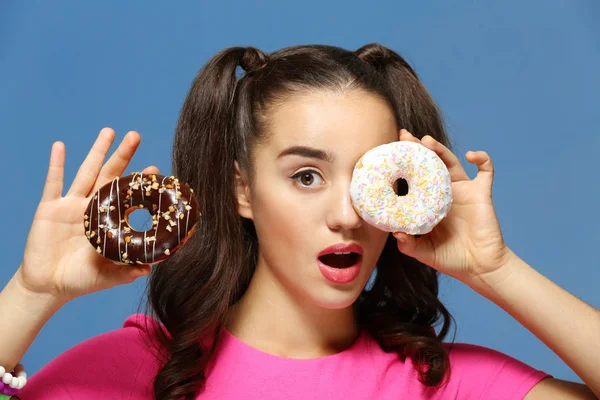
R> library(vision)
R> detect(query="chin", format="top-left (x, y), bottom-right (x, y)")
top-left (311, 287), bottom-right (364, 310)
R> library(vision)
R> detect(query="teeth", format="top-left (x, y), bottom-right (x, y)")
top-left (334, 252), bottom-right (351, 255)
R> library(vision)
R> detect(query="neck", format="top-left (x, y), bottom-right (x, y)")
top-left (225, 258), bottom-right (360, 359)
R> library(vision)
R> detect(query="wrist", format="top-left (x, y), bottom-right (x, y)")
top-left (10, 268), bottom-right (66, 315)
top-left (466, 249), bottom-right (528, 298)
top-left (0, 270), bottom-right (65, 369)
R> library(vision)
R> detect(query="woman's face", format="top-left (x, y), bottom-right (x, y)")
top-left (237, 89), bottom-right (398, 310)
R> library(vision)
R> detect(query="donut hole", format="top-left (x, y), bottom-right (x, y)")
top-left (125, 208), bottom-right (154, 232)
top-left (393, 178), bottom-right (409, 196)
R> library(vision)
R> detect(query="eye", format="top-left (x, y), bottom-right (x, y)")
top-left (291, 169), bottom-right (324, 188)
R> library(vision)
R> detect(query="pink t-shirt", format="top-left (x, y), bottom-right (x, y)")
top-left (19, 314), bottom-right (551, 399)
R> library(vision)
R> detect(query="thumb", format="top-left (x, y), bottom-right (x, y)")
top-left (392, 232), bottom-right (433, 264)
top-left (122, 265), bottom-right (152, 283)
top-left (128, 265), bottom-right (152, 279)
top-left (99, 264), bottom-right (152, 288)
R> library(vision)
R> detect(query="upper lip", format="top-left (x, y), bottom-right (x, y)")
top-left (318, 243), bottom-right (364, 257)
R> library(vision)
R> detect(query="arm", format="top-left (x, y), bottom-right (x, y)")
top-left (15, 314), bottom-right (160, 399)
top-left (394, 130), bottom-right (598, 399)
top-left (0, 129), bottom-right (154, 388)
top-left (469, 252), bottom-right (600, 400)
top-left (0, 271), bottom-right (64, 371)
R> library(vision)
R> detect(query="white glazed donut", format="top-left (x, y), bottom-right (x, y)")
top-left (350, 140), bottom-right (452, 235)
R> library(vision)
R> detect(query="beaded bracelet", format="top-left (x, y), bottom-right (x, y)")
top-left (0, 364), bottom-right (27, 397)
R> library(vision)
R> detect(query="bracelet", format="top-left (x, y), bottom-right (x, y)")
top-left (0, 364), bottom-right (27, 396)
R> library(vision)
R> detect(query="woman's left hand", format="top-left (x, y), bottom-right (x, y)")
top-left (393, 129), bottom-right (514, 285)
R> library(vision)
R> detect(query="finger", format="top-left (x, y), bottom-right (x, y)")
top-left (90, 165), bottom-right (160, 196)
top-left (41, 141), bottom-right (66, 202)
top-left (122, 265), bottom-right (152, 284)
top-left (67, 128), bottom-right (116, 197)
top-left (393, 231), bottom-right (434, 263)
top-left (98, 263), bottom-right (152, 288)
top-left (91, 131), bottom-right (141, 191)
top-left (141, 165), bottom-right (160, 175)
top-left (91, 130), bottom-right (156, 192)
top-left (421, 135), bottom-right (470, 181)
top-left (466, 150), bottom-right (494, 187)
top-left (127, 265), bottom-right (152, 279)
top-left (399, 129), bottom-right (421, 143)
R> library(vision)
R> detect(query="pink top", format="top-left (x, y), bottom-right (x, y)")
top-left (19, 314), bottom-right (551, 399)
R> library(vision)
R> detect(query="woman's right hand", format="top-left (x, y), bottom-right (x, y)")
top-left (17, 128), bottom-right (158, 304)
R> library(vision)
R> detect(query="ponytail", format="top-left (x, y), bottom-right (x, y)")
top-left (150, 46), bottom-right (268, 400)
top-left (355, 43), bottom-right (450, 148)
top-left (355, 43), bottom-right (454, 387)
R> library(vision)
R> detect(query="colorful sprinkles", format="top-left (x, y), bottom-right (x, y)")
top-left (350, 141), bottom-right (452, 235)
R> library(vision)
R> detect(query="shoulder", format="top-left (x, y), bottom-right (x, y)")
top-left (440, 342), bottom-right (552, 399)
top-left (444, 342), bottom-right (545, 373)
top-left (18, 314), bottom-right (167, 400)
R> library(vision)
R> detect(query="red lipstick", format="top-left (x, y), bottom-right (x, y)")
top-left (317, 243), bottom-right (363, 284)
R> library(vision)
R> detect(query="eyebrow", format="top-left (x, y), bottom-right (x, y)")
top-left (277, 146), bottom-right (335, 163)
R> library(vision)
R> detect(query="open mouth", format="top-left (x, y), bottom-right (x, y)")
top-left (318, 252), bottom-right (361, 269)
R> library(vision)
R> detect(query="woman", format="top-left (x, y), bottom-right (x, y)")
top-left (1, 43), bottom-right (598, 399)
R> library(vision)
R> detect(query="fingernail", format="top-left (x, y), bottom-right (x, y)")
top-left (393, 232), bottom-right (405, 244)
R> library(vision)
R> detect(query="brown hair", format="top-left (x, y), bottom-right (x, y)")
top-left (141, 43), bottom-right (455, 399)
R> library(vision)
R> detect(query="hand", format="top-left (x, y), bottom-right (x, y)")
top-left (17, 128), bottom-right (158, 304)
top-left (393, 129), bottom-right (513, 285)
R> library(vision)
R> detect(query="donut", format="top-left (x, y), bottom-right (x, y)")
top-left (350, 141), bottom-right (452, 235)
top-left (84, 172), bottom-right (200, 265)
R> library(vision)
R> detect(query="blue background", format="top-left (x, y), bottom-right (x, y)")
top-left (1, 1), bottom-right (598, 382)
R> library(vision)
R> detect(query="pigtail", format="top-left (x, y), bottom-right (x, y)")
top-left (148, 46), bottom-right (268, 400)
top-left (355, 43), bottom-right (454, 387)
top-left (355, 43), bottom-right (450, 148)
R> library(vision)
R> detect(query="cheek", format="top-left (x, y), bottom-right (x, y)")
top-left (363, 224), bottom-right (389, 258)
top-left (250, 182), bottom-right (318, 250)
top-left (374, 229), bottom-right (390, 257)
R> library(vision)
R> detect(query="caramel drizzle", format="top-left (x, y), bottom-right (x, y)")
top-left (176, 180), bottom-right (181, 244)
top-left (86, 193), bottom-right (94, 238)
top-left (185, 193), bottom-right (191, 240)
top-left (116, 177), bottom-right (122, 263)
top-left (129, 172), bottom-right (139, 209)
top-left (86, 173), bottom-right (196, 265)
top-left (151, 176), bottom-right (168, 263)
top-left (96, 186), bottom-right (100, 250)
top-left (103, 178), bottom-right (115, 256)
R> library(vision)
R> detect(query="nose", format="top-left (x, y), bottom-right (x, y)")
top-left (326, 180), bottom-right (362, 231)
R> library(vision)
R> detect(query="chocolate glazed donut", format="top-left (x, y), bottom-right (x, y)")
top-left (84, 172), bottom-right (200, 265)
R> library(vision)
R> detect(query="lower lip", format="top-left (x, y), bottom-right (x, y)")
top-left (318, 258), bottom-right (362, 284)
